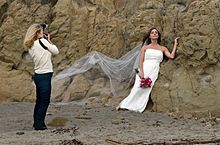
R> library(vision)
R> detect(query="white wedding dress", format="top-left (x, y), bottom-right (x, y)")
top-left (117, 48), bottom-right (163, 113)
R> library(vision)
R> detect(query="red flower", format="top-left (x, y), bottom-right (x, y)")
top-left (140, 77), bottom-right (152, 88)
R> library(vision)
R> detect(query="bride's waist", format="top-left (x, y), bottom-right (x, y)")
top-left (144, 59), bottom-right (161, 63)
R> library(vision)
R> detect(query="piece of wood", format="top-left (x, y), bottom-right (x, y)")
top-left (105, 138), bottom-right (220, 145)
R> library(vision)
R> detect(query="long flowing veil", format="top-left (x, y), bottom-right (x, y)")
top-left (53, 44), bottom-right (141, 96)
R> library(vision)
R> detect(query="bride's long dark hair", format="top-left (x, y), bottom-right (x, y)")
top-left (142, 27), bottom-right (161, 47)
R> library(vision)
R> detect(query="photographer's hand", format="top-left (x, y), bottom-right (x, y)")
top-left (46, 34), bottom-right (53, 44)
top-left (47, 33), bottom-right (50, 40)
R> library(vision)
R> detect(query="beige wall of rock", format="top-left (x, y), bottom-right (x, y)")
top-left (0, 0), bottom-right (220, 117)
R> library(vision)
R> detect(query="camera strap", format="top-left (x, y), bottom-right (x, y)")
top-left (39, 38), bottom-right (48, 50)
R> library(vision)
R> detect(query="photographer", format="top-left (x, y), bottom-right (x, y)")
top-left (24, 23), bottom-right (59, 130)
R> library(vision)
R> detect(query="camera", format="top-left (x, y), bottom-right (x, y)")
top-left (40, 23), bottom-right (48, 31)
top-left (40, 23), bottom-right (49, 40)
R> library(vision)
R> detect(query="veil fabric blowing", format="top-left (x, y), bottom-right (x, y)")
top-left (53, 44), bottom-right (141, 96)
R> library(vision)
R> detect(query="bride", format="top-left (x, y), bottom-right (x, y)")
top-left (117, 27), bottom-right (179, 113)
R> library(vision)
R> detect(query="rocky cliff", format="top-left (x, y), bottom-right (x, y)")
top-left (0, 0), bottom-right (220, 117)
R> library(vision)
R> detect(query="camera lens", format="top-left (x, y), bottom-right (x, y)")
top-left (40, 23), bottom-right (48, 30)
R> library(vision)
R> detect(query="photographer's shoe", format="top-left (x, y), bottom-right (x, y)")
top-left (33, 123), bottom-right (47, 128)
top-left (34, 126), bottom-right (47, 131)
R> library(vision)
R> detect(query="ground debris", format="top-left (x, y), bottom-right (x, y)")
top-left (51, 127), bottom-right (78, 135)
top-left (16, 131), bottom-right (25, 135)
top-left (59, 139), bottom-right (83, 145)
top-left (200, 112), bottom-right (218, 127)
top-left (75, 116), bottom-right (92, 120)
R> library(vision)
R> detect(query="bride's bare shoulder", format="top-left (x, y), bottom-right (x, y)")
top-left (159, 45), bottom-right (167, 52)
top-left (141, 44), bottom-right (150, 50)
top-left (145, 44), bottom-right (151, 48)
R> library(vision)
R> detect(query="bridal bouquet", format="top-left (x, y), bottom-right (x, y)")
top-left (140, 77), bottom-right (152, 88)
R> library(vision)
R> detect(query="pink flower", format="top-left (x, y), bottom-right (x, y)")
top-left (140, 77), bottom-right (152, 88)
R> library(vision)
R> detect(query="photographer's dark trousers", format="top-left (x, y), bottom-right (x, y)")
top-left (33, 72), bottom-right (53, 129)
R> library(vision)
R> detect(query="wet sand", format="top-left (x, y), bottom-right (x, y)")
top-left (0, 102), bottom-right (220, 145)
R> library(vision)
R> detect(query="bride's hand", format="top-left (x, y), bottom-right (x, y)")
top-left (139, 71), bottom-right (144, 79)
top-left (174, 37), bottom-right (180, 45)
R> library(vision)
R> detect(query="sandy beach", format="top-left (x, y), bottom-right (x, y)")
top-left (0, 102), bottom-right (220, 145)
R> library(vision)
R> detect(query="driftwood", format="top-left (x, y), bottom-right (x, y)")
top-left (75, 116), bottom-right (92, 120)
top-left (106, 138), bottom-right (220, 145)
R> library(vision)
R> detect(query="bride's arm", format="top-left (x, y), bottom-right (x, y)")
top-left (139, 45), bottom-right (146, 78)
top-left (163, 37), bottom-right (179, 59)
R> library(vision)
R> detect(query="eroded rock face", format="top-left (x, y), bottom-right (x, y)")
top-left (0, 0), bottom-right (220, 117)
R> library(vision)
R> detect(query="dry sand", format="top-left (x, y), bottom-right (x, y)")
top-left (0, 102), bottom-right (220, 145)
